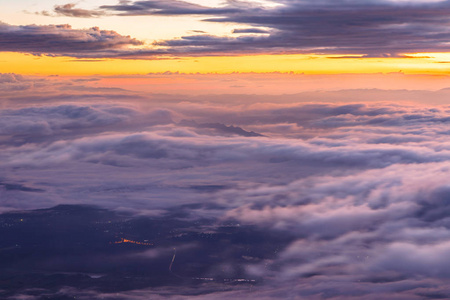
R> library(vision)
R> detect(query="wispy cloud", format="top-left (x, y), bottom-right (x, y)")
top-left (37, 3), bottom-right (106, 18)
top-left (100, 0), bottom-right (240, 16)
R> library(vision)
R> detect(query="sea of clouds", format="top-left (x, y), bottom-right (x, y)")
top-left (2, 74), bottom-right (450, 299)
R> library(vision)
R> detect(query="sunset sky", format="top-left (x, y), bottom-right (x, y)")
top-left (3, 0), bottom-right (450, 75)
top-left (3, 1), bottom-right (450, 300)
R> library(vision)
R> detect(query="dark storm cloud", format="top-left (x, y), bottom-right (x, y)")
top-left (0, 22), bottom-right (147, 58)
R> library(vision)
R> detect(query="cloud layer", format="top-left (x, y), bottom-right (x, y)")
top-left (29, 0), bottom-right (450, 57)
top-left (0, 22), bottom-right (144, 58)
top-left (2, 74), bottom-right (450, 298)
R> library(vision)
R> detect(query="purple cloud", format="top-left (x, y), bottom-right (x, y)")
top-left (18, 0), bottom-right (450, 57)
top-left (3, 74), bottom-right (450, 298)
top-left (0, 22), bottom-right (146, 58)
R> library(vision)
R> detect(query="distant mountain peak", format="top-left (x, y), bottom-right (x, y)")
top-left (178, 119), bottom-right (264, 137)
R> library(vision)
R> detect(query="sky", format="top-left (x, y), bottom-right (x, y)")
top-left (2, 0), bottom-right (450, 74)
top-left (2, 1), bottom-right (450, 299)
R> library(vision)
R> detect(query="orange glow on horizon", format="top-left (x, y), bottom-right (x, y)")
top-left (1, 52), bottom-right (450, 75)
